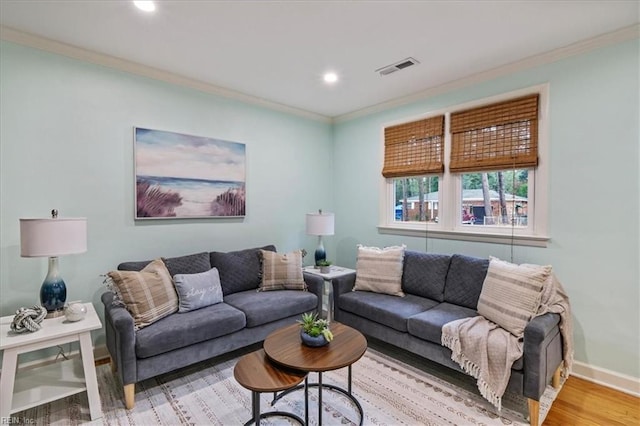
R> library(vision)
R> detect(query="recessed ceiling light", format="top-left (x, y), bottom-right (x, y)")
top-left (133, 1), bottom-right (156, 12)
top-left (323, 72), bottom-right (338, 84)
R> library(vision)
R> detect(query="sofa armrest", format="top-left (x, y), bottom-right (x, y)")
top-left (331, 272), bottom-right (356, 297)
top-left (522, 312), bottom-right (563, 400)
top-left (525, 312), bottom-right (560, 344)
top-left (331, 272), bottom-right (356, 322)
top-left (101, 291), bottom-right (137, 385)
top-left (303, 272), bottom-right (325, 315)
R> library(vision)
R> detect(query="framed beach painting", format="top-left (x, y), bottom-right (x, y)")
top-left (134, 127), bottom-right (246, 219)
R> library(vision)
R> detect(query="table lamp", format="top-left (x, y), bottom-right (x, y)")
top-left (305, 209), bottom-right (334, 266)
top-left (20, 209), bottom-right (87, 317)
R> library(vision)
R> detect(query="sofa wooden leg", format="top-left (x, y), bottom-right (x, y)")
top-left (110, 358), bottom-right (117, 373)
top-left (528, 398), bottom-right (540, 426)
top-left (552, 364), bottom-right (562, 389)
top-left (124, 384), bottom-right (135, 410)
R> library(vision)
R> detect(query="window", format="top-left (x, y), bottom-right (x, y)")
top-left (460, 170), bottom-right (528, 227)
top-left (394, 176), bottom-right (439, 222)
top-left (379, 86), bottom-right (549, 246)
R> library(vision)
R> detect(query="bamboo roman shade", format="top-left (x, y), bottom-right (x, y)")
top-left (382, 115), bottom-right (444, 178)
top-left (449, 94), bottom-right (539, 173)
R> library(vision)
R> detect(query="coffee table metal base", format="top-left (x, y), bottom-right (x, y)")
top-left (234, 350), bottom-right (307, 426)
top-left (272, 366), bottom-right (363, 426)
top-left (246, 390), bottom-right (304, 426)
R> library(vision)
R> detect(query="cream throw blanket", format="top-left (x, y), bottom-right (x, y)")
top-left (441, 274), bottom-right (573, 410)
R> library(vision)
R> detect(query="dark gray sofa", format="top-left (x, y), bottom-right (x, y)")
top-left (333, 250), bottom-right (563, 426)
top-left (102, 245), bottom-right (323, 409)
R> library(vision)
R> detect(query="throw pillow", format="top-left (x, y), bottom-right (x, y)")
top-left (353, 244), bottom-right (406, 296)
top-left (210, 245), bottom-right (276, 295)
top-left (259, 250), bottom-right (306, 291)
top-left (107, 258), bottom-right (178, 330)
top-left (477, 256), bottom-right (551, 337)
top-left (173, 267), bottom-right (224, 312)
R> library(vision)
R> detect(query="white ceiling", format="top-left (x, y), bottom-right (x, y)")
top-left (1, 1), bottom-right (638, 119)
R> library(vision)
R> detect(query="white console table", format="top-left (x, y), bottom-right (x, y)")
top-left (0, 303), bottom-right (103, 420)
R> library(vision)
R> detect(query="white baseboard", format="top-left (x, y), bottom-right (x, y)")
top-left (571, 360), bottom-right (640, 397)
top-left (94, 344), bottom-right (110, 362)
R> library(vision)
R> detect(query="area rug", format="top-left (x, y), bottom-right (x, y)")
top-left (14, 345), bottom-right (562, 425)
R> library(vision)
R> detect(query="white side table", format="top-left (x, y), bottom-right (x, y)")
top-left (0, 303), bottom-right (103, 421)
top-left (303, 266), bottom-right (356, 321)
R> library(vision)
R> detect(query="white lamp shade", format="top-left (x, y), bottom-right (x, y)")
top-left (306, 212), bottom-right (335, 236)
top-left (20, 218), bottom-right (87, 257)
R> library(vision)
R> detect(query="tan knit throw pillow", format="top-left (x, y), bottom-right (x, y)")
top-left (353, 244), bottom-right (406, 296)
top-left (107, 258), bottom-right (178, 330)
top-left (477, 257), bottom-right (551, 337)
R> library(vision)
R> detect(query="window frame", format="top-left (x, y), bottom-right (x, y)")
top-left (378, 84), bottom-right (550, 247)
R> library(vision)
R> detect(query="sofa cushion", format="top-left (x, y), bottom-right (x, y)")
top-left (173, 267), bottom-right (224, 313)
top-left (210, 245), bottom-right (276, 295)
top-left (477, 257), bottom-right (551, 337)
top-left (443, 254), bottom-right (489, 309)
top-left (135, 302), bottom-right (246, 358)
top-left (117, 251), bottom-right (211, 275)
top-left (162, 251), bottom-right (212, 276)
top-left (407, 302), bottom-right (477, 344)
top-left (353, 244), bottom-right (406, 296)
top-left (259, 250), bottom-right (306, 291)
top-left (107, 259), bottom-right (178, 330)
top-left (402, 251), bottom-right (451, 301)
top-left (117, 259), bottom-right (151, 271)
top-left (338, 291), bottom-right (438, 332)
top-left (224, 289), bottom-right (317, 327)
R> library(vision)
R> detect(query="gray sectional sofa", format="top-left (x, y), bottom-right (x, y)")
top-left (102, 245), bottom-right (323, 409)
top-left (333, 250), bottom-right (564, 425)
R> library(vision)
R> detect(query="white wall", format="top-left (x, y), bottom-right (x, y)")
top-left (332, 39), bottom-right (640, 381)
top-left (0, 41), bottom-right (333, 353)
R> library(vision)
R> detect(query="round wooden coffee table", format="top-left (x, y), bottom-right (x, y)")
top-left (263, 322), bottom-right (367, 425)
top-left (234, 349), bottom-right (307, 425)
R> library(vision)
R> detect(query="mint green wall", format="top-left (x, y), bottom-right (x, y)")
top-left (0, 42), bottom-right (333, 352)
top-left (1, 38), bottom-right (638, 381)
top-left (333, 39), bottom-right (640, 379)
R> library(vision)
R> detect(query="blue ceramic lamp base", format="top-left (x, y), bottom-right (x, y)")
top-left (314, 236), bottom-right (327, 266)
top-left (40, 257), bottom-right (67, 317)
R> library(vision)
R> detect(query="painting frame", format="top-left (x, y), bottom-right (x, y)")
top-left (134, 127), bottom-right (246, 219)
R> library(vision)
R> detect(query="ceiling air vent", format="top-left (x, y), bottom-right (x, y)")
top-left (376, 57), bottom-right (420, 76)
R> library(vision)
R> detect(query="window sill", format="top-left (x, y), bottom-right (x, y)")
top-left (377, 225), bottom-right (549, 247)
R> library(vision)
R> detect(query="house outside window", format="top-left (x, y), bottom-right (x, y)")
top-left (459, 170), bottom-right (528, 226)
top-left (380, 85), bottom-right (549, 247)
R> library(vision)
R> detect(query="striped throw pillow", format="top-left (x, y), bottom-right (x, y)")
top-left (107, 258), bottom-right (178, 330)
top-left (354, 244), bottom-right (406, 297)
top-left (259, 250), bottom-right (306, 291)
top-left (477, 257), bottom-right (551, 337)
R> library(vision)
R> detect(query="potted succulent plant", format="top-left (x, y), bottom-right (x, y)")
top-left (317, 259), bottom-right (332, 274)
top-left (297, 312), bottom-right (333, 347)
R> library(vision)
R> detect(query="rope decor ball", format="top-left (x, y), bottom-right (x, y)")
top-left (10, 305), bottom-right (47, 333)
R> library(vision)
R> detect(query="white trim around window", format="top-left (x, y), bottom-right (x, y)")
top-left (378, 84), bottom-right (550, 247)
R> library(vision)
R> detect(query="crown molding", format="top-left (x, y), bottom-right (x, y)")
top-left (335, 23), bottom-right (640, 123)
top-left (2, 24), bottom-right (638, 125)
top-left (0, 26), bottom-right (332, 124)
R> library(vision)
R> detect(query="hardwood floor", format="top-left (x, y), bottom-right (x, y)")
top-left (544, 376), bottom-right (639, 425)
